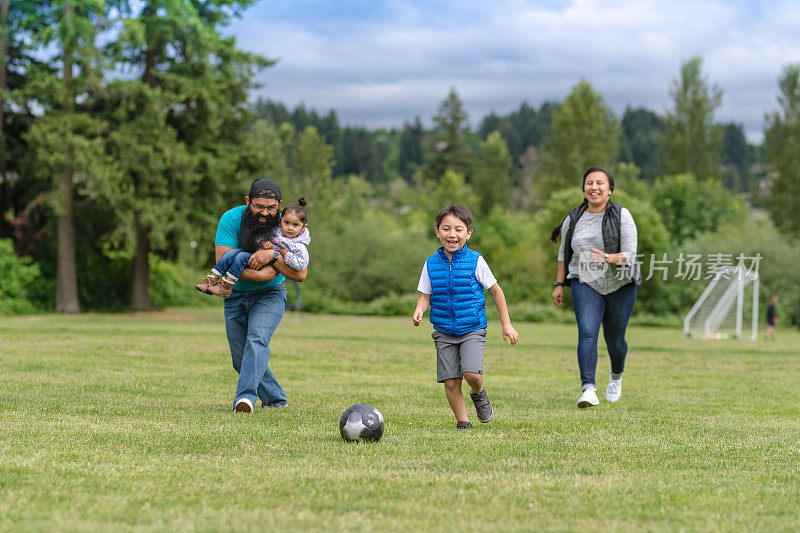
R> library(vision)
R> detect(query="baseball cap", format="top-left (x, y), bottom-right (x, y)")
top-left (248, 177), bottom-right (281, 202)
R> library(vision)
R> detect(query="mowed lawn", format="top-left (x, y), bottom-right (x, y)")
top-left (1, 308), bottom-right (798, 531)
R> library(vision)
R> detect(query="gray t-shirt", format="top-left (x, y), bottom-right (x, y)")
top-left (557, 207), bottom-right (638, 295)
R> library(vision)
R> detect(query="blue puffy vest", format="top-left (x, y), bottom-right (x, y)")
top-left (426, 245), bottom-right (488, 336)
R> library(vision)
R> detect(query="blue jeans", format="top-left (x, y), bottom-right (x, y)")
top-left (224, 284), bottom-right (288, 408)
top-left (570, 280), bottom-right (637, 390)
top-left (213, 248), bottom-right (251, 280)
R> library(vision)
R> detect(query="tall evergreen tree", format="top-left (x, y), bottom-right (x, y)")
top-left (21, 0), bottom-right (120, 312)
top-left (720, 122), bottom-right (756, 193)
top-left (287, 125), bottom-right (334, 214)
top-left (428, 87), bottom-right (472, 178)
top-left (1, 0), bottom-right (49, 236)
top-left (291, 104), bottom-right (312, 132)
top-left (335, 127), bottom-right (380, 181)
top-left (107, 0), bottom-right (270, 309)
top-left (472, 131), bottom-right (513, 215)
top-left (399, 117), bottom-right (424, 181)
top-left (253, 98), bottom-right (292, 125)
top-left (541, 79), bottom-right (620, 188)
top-left (478, 112), bottom-right (501, 141)
top-left (764, 64), bottom-right (800, 235)
top-left (663, 56), bottom-right (724, 179)
top-left (477, 101), bottom-right (554, 166)
top-left (619, 107), bottom-right (665, 181)
top-left (318, 109), bottom-right (340, 148)
top-left (0, 0), bottom-right (10, 195)
top-left (54, 0), bottom-right (79, 313)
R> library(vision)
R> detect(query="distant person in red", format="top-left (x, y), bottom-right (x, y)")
top-left (765, 294), bottom-right (779, 341)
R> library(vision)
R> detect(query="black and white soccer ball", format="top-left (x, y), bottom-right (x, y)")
top-left (339, 403), bottom-right (385, 442)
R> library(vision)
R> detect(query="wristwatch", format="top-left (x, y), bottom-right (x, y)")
top-left (267, 249), bottom-right (281, 266)
top-left (553, 281), bottom-right (565, 287)
top-left (604, 253), bottom-right (609, 263)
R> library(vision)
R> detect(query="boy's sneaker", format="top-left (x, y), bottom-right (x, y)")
top-left (456, 421), bottom-right (473, 430)
top-left (605, 374), bottom-right (622, 402)
top-left (234, 398), bottom-right (253, 413)
top-left (577, 388), bottom-right (599, 408)
top-left (208, 277), bottom-right (234, 298)
top-left (195, 274), bottom-right (219, 294)
top-left (470, 389), bottom-right (494, 423)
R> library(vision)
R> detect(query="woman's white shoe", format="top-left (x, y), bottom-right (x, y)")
top-left (577, 388), bottom-right (599, 408)
top-left (605, 375), bottom-right (622, 402)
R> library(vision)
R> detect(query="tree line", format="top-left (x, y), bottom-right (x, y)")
top-left (2, 1), bottom-right (800, 325)
top-left (253, 58), bottom-right (761, 200)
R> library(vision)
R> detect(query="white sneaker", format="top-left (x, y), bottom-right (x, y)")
top-left (605, 375), bottom-right (622, 402)
top-left (577, 388), bottom-right (599, 408)
top-left (234, 398), bottom-right (253, 413)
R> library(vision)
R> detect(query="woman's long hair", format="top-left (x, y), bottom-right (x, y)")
top-left (549, 166), bottom-right (614, 243)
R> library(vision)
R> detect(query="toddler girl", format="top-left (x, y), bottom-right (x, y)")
top-left (196, 198), bottom-right (310, 297)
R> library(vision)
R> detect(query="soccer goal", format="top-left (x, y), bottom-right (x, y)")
top-left (683, 266), bottom-right (759, 340)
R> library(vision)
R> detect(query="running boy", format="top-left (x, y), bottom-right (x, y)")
top-left (412, 203), bottom-right (519, 430)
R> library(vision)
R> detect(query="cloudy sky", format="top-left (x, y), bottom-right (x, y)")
top-left (228, 0), bottom-right (800, 142)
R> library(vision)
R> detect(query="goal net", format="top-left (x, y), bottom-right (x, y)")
top-left (683, 266), bottom-right (759, 340)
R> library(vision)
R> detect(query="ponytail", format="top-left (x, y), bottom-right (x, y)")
top-left (549, 224), bottom-right (562, 243)
top-left (549, 198), bottom-right (587, 243)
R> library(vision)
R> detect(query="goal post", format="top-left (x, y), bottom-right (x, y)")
top-left (683, 266), bottom-right (759, 340)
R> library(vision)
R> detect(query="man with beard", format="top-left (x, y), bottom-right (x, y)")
top-left (214, 178), bottom-right (307, 412)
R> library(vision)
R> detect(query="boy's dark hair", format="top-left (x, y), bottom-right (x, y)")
top-left (435, 204), bottom-right (473, 230)
top-left (283, 197), bottom-right (308, 224)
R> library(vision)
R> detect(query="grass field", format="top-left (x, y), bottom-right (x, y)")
top-left (1, 308), bottom-right (798, 531)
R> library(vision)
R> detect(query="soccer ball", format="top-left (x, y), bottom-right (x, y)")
top-left (339, 403), bottom-right (385, 442)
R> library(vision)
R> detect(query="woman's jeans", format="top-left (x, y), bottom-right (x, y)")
top-left (224, 284), bottom-right (288, 408)
top-left (570, 280), bottom-right (637, 390)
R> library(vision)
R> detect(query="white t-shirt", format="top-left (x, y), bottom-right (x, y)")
top-left (417, 256), bottom-right (498, 294)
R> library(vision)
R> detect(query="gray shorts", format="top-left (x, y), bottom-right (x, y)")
top-left (432, 329), bottom-right (487, 382)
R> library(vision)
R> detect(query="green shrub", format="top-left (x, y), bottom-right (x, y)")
top-left (490, 301), bottom-right (572, 324)
top-left (628, 313), bottom-right (683, 328)
top-left (363, 293), bottom-right (419, 316)
top-left (291, 283), bottom-right (353, 314)
top-left (470, 205), bottom-right (550, 305)
top-left (77, 248), bottom-right (131, 311)
top-left (678, 215), bottom-right (800, 327)
top-left (29, 205), bottom-right (131, 311)
top-left (307, 207), bottom-right (431, 303)
top-left (149, 256), bottom-right (217, 310)
top-left (652, 174), bottom-right (750, 244)
top-left (0, 239), bottom-right (42, 315)
top-left (294, 285), bottom-right (417, 317)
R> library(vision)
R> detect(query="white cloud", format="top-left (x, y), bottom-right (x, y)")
top-left (231, 0), bottom-right (799, 142)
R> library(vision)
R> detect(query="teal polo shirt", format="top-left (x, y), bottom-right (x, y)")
top-left (214, 205), bottom-right (285, 292)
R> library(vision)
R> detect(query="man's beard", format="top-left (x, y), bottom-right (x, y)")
top-left (238, 207), bottom-right (280, 252)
